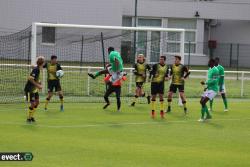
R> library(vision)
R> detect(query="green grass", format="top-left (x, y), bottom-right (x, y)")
top-left (0, 99), bottom-right (250, 167)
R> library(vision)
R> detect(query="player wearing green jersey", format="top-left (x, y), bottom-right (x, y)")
top-left (167, 55), bottom-right (190, 114)
top-left (24, 56), bottom-right (44, 123)
top-left (88, 47), bottom-right (124, 83)
top-left (44, 55), bottom-right (64, 111)
top-left (199, 59), bottom-right (219, 122)
top-left (149, 56), bottom-right (168, 119)
top-left (209, 57), bottom-right (228, 112)
top-left (131, 54), bottom-right (151, 106)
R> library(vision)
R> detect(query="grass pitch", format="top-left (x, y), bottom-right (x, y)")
top-left (0, 99), bottom-right (250, 167)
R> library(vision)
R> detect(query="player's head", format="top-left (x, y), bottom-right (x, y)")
top-left (108, 47), bottom-right (114, 54)
top-left (214, 57), bottom-right (220, 66)
top-left (208, 58), bottom-right (215, 68)
top-left (36, 56), bottom-right (45, 67)
top-left (174, 55), bottom-right (181, 65)
top-left (159, 55), bottom-right (166, 65)
top-left (51, 55), bottom-right (57, 64)
top-left (137, 54), bottom-right (145, 63)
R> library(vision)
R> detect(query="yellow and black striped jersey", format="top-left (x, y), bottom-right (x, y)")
top-left (169, 64), bottom-right (189, 85)
top-left (24, 67), bottom-right (41, 93)
top-left (133, 62), bottom-right (151, 82)
top-left (150, 63), bottom-right (168, 83)
top-left (43, 63), bottom-right (62, 81)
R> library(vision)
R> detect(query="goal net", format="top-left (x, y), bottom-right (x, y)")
top-left (0, 22), bottom-right (186, 103)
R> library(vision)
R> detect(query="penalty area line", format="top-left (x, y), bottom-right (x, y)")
top-left (0, 118), bottom-right (249, 128)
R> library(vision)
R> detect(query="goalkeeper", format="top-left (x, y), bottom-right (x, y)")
top-left (88, 47), bottom-right (124, 83)
top-left (43, 55), bottom-right (64, 112)
top-left (103, 73), bottom-right (127, 112)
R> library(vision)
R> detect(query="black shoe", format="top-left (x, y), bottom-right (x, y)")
top-left (131, 102), bottom-right (135, 107)
top-left (88, 73), bottom-right (96, 79)
top-left (147, 96), bottom-right (151, 104)
top-left (30, 117), bottom-right (36, 122)
top-left (141, 93), bottom-right (146, 97)
top-left (166, 106), bottom-right (171, 113)
top-left (184, 107), bottom-right (188, 115)
top-left (103, 103), bottom-right (110, 109)
top-left (26, 118), bottom-right (32, 123)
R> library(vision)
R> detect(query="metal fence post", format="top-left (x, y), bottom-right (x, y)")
top-left (87, 67), bottom-right (90, 96)
top-left (241, 72), bottom-right (244, 97)
top-left (128, 69), bottom-right (133, 95)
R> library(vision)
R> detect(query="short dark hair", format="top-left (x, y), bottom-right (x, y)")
top-left (51, 55), bottom-right (57, 60)
top-left (215, 57), bottom-right (220, 62)
top-left (175, 55), bottom-right (181, 60)
top-left (160, 55), bottom-right (166, 61)
top-left (209, 58), bottom-right (215, 64)
top-left (108, 47), bottom-right (114, 53)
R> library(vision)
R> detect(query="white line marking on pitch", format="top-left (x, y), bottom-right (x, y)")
top-left (0, 118), bottom-right (249, 128)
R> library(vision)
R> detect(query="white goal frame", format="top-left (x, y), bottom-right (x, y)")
top-left (31, 22), bottom-right (185, 65)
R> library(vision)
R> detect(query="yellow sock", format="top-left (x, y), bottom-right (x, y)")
top-left (27, 107), bottom-right (33, 119)
top-left (160, 101), bottom-right (164, 111)
top-left (30, 108), bottom-right (36, 118)
top-left (133, 96), bottom-right (138, 103)
top-left (45, 99), bottom-right (49, 109)
top-left (151, 100), bottom-right (156, 111)
top-left (60, 98), bottom-right (64, 105)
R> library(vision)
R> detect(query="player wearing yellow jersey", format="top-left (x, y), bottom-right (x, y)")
top-left (131, 54), bottom-right (151, 106)
top-left (167, 55), bottom-right (190, 114)
top-left (149, 56), bottom-right (168, 119)
top-left (44, 55), bottom-right (64, 111)
top-left (24, 56), bottom-right (44, 123)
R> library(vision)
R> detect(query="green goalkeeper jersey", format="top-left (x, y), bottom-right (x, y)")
top-left (109, 51), bottom-right (123, 72)
top-left (206, 66), bottom-right (219, 92)
top-left (216, 64), bottom-right (225, 86)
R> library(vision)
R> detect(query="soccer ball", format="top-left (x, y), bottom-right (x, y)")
top-left (56, 70), bottom-right (64, 78)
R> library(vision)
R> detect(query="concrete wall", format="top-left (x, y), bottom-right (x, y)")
top-left (0, 0), bottom-right (122, 35)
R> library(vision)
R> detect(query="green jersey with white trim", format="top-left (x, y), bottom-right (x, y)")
top-left (206, 66), bottom-right (219, 92)
top-left (216, 64), bottom-right (225, 86)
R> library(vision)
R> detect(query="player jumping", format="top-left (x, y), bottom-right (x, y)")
top-left (24, 56), bottom-right (44, 123)
top-left (103, 73), bottom-right (127, 112)
top-left (44, 55), bottom-right (64, 111)
top-left (199, 58), bottom-right (219, 122)
top-left (166, 55), bottom-right (190, 114)
top-left (209, 57), bottom-right (228, 112)
top-left (131, 54), bottom-right (151, 106)
top-left (88, 47), bottom-right (124, 83)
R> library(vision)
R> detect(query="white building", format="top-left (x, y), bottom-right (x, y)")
top-left (0, 0), bottom-right (250, 66)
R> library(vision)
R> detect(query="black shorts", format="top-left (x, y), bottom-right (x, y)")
top-left (151, 82), bottom-right (164, 95)
top-left (48, 80), bottom-right (62, 92)
top-left (136, 82), bottom-right (144, 89)
top-left (169, 84), bottom-right (184, 93)
top-left (25, 92), bottom-right (39, 102)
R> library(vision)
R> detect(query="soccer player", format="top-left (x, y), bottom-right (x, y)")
top-left (103, 73), bottom-right (127, 112)
top-left (131, 54), bottom-right (151, 106)
top-left (166, 55), bottom-right (190, 114)
top-left (209, 57), bottom-right (228, 112)
top-left (199, 58), bottom-right (219, 122)
top-left (88, 47), bottom-right (124, 83)
top-left (149, 56), bottom-right (168, 119)
top-left (24, 56), bottom-right (44, 123)
top-left (44, 55), bottom-right (64, 111)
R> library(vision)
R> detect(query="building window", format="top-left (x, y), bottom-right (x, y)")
top-left (42, 27), bottom-right (56, 44)
top-left (167, 18), bottom-right (197, 54)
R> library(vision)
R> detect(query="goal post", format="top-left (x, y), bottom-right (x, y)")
top-left (31, 22), bottom-right (185, 66)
